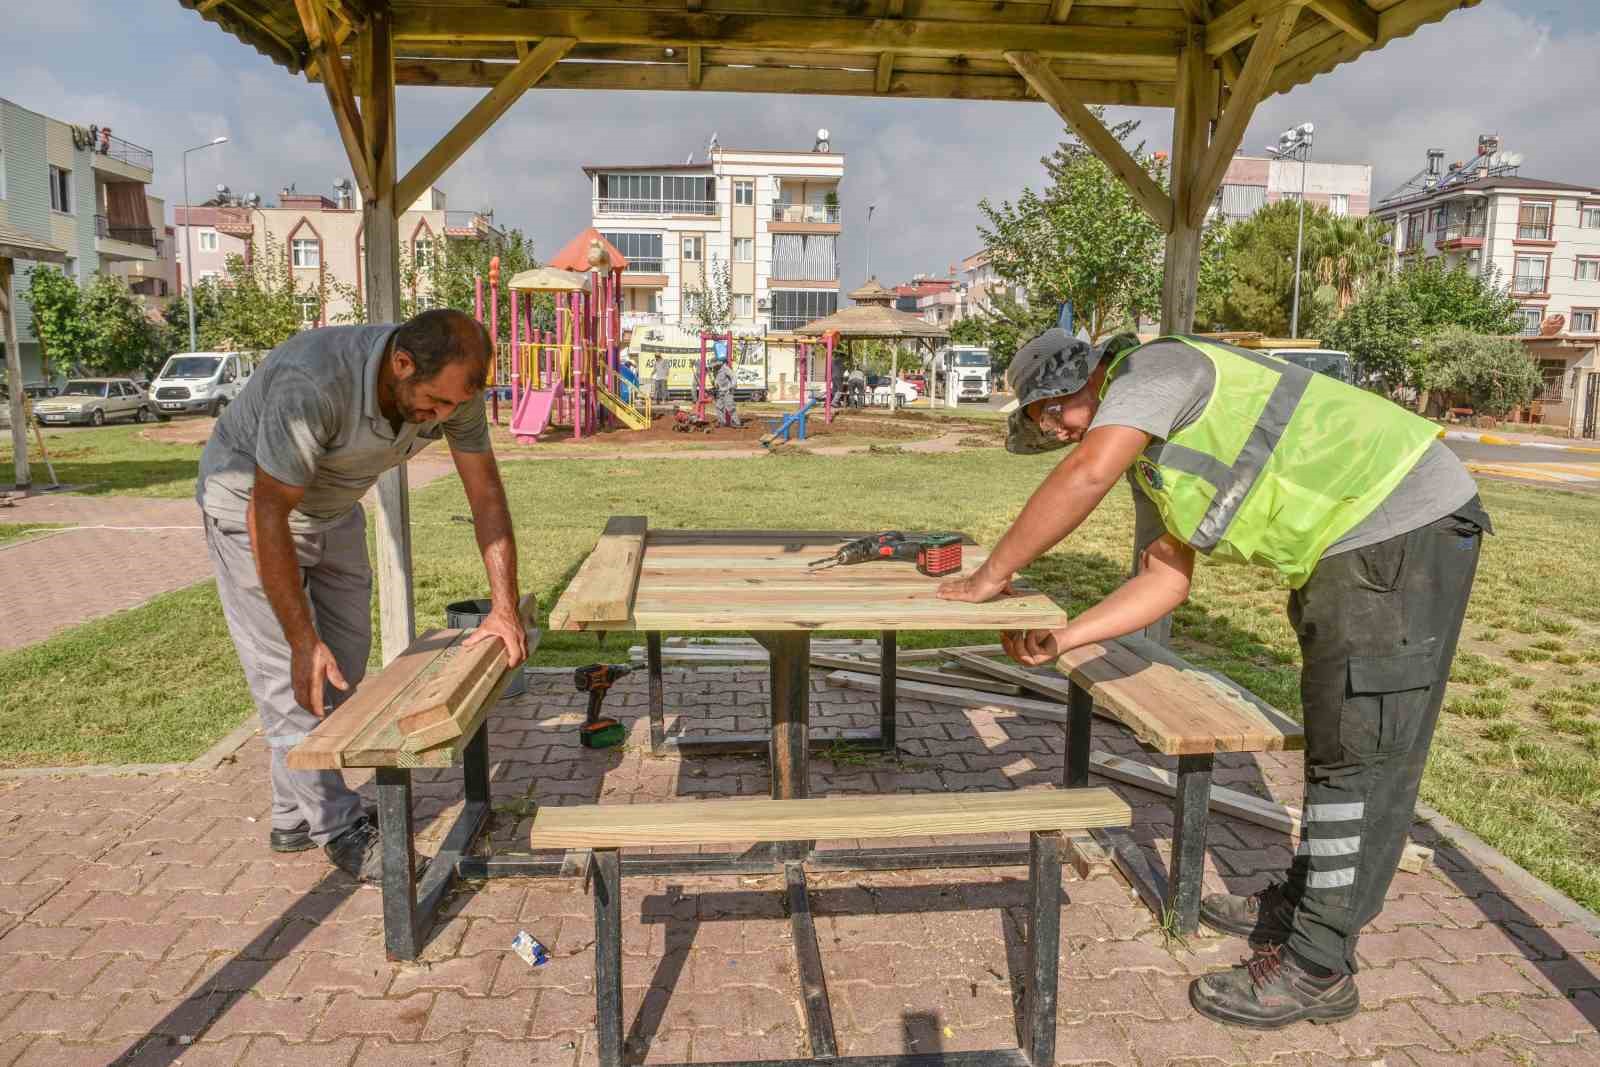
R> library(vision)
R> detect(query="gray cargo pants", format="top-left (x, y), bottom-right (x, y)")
top-left (204, 507), bottom-right (370, 846)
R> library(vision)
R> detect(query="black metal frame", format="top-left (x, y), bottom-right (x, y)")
top-left (585, 831), bottom-right (1065, 1067)
top-left (1060, 677), bottom-right (1215, 934)
top-left (374, 720), bottom-right (492, 960)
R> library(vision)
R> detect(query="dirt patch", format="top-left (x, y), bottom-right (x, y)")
top-left (145, 417), bottom-right (217, 446)
top-left (496, 407), bottom-right (937, 451)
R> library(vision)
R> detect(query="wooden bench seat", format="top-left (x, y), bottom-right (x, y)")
top-left (541, 788), bottom-right (1131, 1067)
top-left (951, 635), bottom-right (1304, 935)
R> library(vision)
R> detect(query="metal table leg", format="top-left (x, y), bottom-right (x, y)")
top-left (1063, 679), bottom-right (1092, 789)
top-left (376, 767), bottom-right (420, 960)
top-left (592, 848), bottom-right (624, 1067)
top-left (1021, 831), bottom-right (1063, 1066)
top-left (1166, 752), bottom-right (1214, 934)
top-left (647, 631), bottom-right (666, 753)
top-left (879, 629), bottom-right (898, 753)
top-left (757, 631), bottom-right (812, 861)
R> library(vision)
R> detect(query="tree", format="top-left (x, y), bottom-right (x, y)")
top-left (1308, 213), bottom-right (1390, 311)
top-left (432, 228), bottom-right (548, 341)
top-left (1323, 281), bottom-right (1421, 391)
top-left (1415, 326), bottom-right (1541, 417)
top-left (25, 266), bottom-right (88, 378)
top-left (1397, 258), bottom-right (1520, 336)
top-left (975, 110), bottom-right (1164, 342)
top-left (1198, 202), bottom-right (1308, 336)
top-left (78, 275), bottom-right (158, 376)
top-left (686, 255), bottom-right (733, 336)
top-left (949, 293), bottom-right (1056, 378)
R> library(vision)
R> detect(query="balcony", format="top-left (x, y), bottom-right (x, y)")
top-left (94, 215), bottom-right (156, 261)
top-left (622, 311), bottom-right (665, 332)
top-left (444, 209), bottom-right (497, 236)
top-left (1512, 273), bottom-right (1549, 297)
top-left (771, 203), bottom-right (840, 224)
top-left (769, 315), bottom-right (815, 332)
top-left (595, 198), bottom-right (718, 217)
top-left (87, 133), bottom-right (154, 180)
top-left (1516, 223), bottom-right (1553, 242)
top-left (1436, 216), bottom-right (1486, 249)
top-left (620, 258), bottom-right (663, 274)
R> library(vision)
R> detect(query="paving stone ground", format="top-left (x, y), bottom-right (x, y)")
top-left (0, 668), bottom-right (1595, 1066)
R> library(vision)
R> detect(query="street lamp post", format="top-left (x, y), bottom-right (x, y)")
top-left (866, 203), bottom-right (877, 281)
top-left (181, 137), bottom-right (229, 351)
top-left (1268, 123), bottom-right (1315, 339)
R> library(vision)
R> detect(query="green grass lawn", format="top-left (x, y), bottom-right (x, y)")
top-left (0, 523), bottom-right (62, 545)
top-left (0, 446), bottom-right (1595, 913)
top-left (0, 422), bottom-right (206, 497)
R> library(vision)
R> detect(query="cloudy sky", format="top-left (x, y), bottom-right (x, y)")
top-left (6, 1), bottom-right (1597, 291)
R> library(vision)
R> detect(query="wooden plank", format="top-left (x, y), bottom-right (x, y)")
top-left (1188, 1), bottom-right (1300, 226)
top-left (825, 670), bottom-right (1076, 723)
top-left (1270, 0), bottom-right (1476, 97)
top-left (1005, 51), bottom-right (1175, 232)
top-left (810, 654), bottom-right (1027, 696)
top-left (293, 0), bottom-right (374, 200)
top-left (1049, 0), bottom-right (1076, 22)
top-left (1117, 634), bottom-right (1304, 743)
top-left (529, 787), bottom-right (1133, 849)
top-left (1091, 751), bottom-right (1299, 833)
top-left (687, 44), bottom-right (703, 87)
top-left (874, 51), bottom-right (894, 94)
top-left (949, 650), bottom-right (1078, 703)
top-left (395, 35), bottom-right (575, 209)
top-left (399, 648), bottom-right (508, 751)
top-left (285, 629), bottom-right (458, 770)
top-left (1206, 0), bottom-right (1306, 55)
top-left (1306, 0), bottom-right (1377, 42)
top-left (395, 591), bottom-right (539, 741)
top-left (548, 516), bottom-right (648, 631)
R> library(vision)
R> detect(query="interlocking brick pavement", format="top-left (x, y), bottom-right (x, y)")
top-left (0, 667), bottom-right (1596, 1065)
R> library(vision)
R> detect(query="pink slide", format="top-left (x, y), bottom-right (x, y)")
top-left (511, 383), bottom-right (562, 443)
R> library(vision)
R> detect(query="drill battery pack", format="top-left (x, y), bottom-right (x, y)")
top-left (916, 534), bottom-right (964, 578)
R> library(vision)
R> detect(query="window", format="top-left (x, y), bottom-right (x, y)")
top-left (681, 235), bottom-right (703, 262)
top-left (733, 293), bottom-right (753, 319)
top-left (1402, 213), bottom-right (1425, 252)
top-left (1513, 254), bottom-right (1549, 294)
top-left (598, 231), bottom-right (663, 273)
top-left (1329, 193), bottom-right (1349, 217)
top-left (1538, 359), bottom-right (1567, 401)
top-left (295, 293), bottom-right (320, 327)
top-left (595, 173), bottom-right (716, 214)
top-left (48, 165), bottom-right (71, 213)
top-left (291, 237), bottom-right (320, 268)
top-left (770, 289), bottom-right (838, 331)
top-left (733, 237), bottom-right (753, 263)
top-left (197, 228), bottom-right (218, 252)
top-left (1576, 257), bottom-right (1600, 282)
top-left (734, 179), bottom-right (754, 206)
top-left (1582, 204), bottom-right (1600, 229)
top-left (63, 257), bottom-right (77, 281)
top-left (1517, 200), bottom-right (1553, 241)
top-left (1515, 306), bottom-right (1544, 336)
top-left (1570, 309), bottom-right (1597, 334)
top-left (1279, 191), bottom-right (1302, 205)
top-left (771, 233), bottom-right (837, 280)
top-left (414, 234), bottom-right (434, 270)
top-left (0, 147), bottom-right (7, 200)
top-left (1216, 183), bottom-right (1266, 220)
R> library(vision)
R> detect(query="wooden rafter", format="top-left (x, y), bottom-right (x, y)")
top-left (688, 44), bottom-right (703, 87)
top-left (395, 36), bottom-right (576, 210)
top-left (294, 0), bottom-right (373, 199)
top-left (305, 15), bottom-right (355, 81)
top-left (1189, 2), bottom-right (1299, 226)
top-left (1270, 0), bottom-right (1481, 96)
top-left (875, 52), bottom-right (894, 94)
top-left (1007, 51), bottom-right (1175, 232)
top-left (1048, 0), bottom-right (1075, 21)
top-left (1207, 0), bottom-right (1307, 57)
top-left (1306, 0), bottom-right (1378, 43)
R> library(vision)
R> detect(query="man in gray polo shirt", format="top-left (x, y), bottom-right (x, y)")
top-left (198, 309), bottom-right (527, 883)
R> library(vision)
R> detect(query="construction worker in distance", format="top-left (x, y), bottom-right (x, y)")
top-left (650, 351), bottom-right (671, 407)
top-left (939, 328), bottom-right (1489, 1030)
top-left (713, 352), bottom-right (742, 428)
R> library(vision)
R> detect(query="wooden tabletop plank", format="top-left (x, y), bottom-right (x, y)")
top-left (528, 787), bottom-right (1132, 849)
top-left (548, 516), bottom-right (647, 631)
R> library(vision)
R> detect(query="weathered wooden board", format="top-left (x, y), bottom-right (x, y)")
top-left (548, 515), bottom-right (647, 631)
top-left (395, 591), bottom-right (539, 741)
top-left (285, 628), bottom-right (458, 770)
top-left (810, 654), bottom-right (1026, 696)
top-left (825, 670), bottom-right (1074, 723)
top-left (528, 787), bottom-right (1132, 849)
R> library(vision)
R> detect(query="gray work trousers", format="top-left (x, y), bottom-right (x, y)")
top-left (204, 507), bottom-right (370, 846)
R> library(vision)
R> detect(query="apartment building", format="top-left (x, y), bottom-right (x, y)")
top-left (0, 97), bottom-right (161, 381)
top-left (1212, 155), bottom-right (1372, 223)
top-left (584, 141), bottom-right (844, 337)
top-left (174, 184), bottom-right (498, 327)
top-left (1375, 139), bottom-right (1600, 435)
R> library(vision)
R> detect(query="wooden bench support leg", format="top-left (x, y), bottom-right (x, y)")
top-left (1021, 830), bottom-right (1063, 1066)
top-left (1063, 679), bottom-right (1092, 789)
top-left (1166, 752), bottom-right (1214, 935)
top-left (593, 848), bottom-right (624, 1067)
top-left (377, 767), bottom-right (420, 960)
top-left (879, 628), bottom-right (897, 753)
top-left (785, 862), bottom-right (838, 1057)
top-left (646, 631), bottom-right (666, 753)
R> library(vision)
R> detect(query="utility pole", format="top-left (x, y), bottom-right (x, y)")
top-left (181, 137), bottom-right (229, 351)
top-left (1269, 123), bottom-right (1315, 339)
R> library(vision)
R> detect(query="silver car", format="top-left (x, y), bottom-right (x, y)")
top-left (32, 378), bottom-right (154, 427)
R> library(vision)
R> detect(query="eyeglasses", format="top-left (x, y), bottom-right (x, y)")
top-left (1035, 401), bottom-right (1067, 433)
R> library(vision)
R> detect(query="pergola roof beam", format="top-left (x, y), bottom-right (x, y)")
top-left (294, 0), bottom-right (374, 200)
top-left (1306, 0), bottom-right (1378, 43)
top-left (1207, 0), bottom-right (1306, 57)
top-left (395, 35), bottom-right (576, 210)
top-left (1007, 51), bottom-right (1175, 232)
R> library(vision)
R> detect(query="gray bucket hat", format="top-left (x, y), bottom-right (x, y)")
top-left (1004, 329), bottom-right (1140, 454)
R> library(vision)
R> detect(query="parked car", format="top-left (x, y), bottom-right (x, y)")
top-left (148, 351), bottom-right (257, 417)
top-left (870, 376), bottom-right (921, 406)
top-left (32, 378), bottom-right (154, 426)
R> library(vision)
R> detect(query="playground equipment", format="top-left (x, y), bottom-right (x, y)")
top-left (479, 231), bottom-right (654, 444)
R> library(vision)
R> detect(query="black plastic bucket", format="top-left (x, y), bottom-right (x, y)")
top-left (446, 598), bottom-right (532, 698)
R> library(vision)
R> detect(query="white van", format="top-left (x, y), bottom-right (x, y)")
top-left (148, 351), bottom-right (258, 417)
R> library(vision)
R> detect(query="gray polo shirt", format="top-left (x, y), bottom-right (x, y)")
top-left (197, 324), bottom-right (491, 533)
top-left (1090, 339), bottom-right (1479, 558)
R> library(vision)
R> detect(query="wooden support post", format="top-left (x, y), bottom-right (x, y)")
top-left (358, 6), bottom-right (415, 662)
top-left (294, 0), bottom-right (374, 200)
top-left (1048, 0), bottom-right (1076, 21)
top-left (874, 52), bottom-right (894, 94)
top-left (760, 631), bottom-right (813, 859)
top-left (1, 260), bottom-right (29, 490)
top-left (1006, 51), bottom-right (1174, 232)
top-left (1161, 34), bottom-right (1212, 334)
top-left (395, 36), bottom-right (576, 210)
top-left (687, 44), bottom-right (703, 87)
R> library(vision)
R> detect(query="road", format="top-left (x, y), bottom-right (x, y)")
top-left (1444, 439), bottom-right (1600, 490)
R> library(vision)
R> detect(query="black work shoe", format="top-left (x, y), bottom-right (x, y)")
top-left (269, 806), bottom-right (376, 853)
top-left (1200, 879), bottom-right (1297, 944)
top-left (1189, 944), bottom-right (1359, 1029)
top-left (323, 815), bottom-right (386, 883)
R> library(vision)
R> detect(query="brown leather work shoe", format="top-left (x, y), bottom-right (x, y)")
top-left (1189, 944), bottom-right (1359, 1029)
top-left (1199, 879), bottom-right (1296, 944)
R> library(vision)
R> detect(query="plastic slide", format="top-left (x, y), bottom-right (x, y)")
top-left (511, 383), bottom-right (562, 443)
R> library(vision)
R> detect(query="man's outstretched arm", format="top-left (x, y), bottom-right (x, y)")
top-left (451, 445), bottom-right (527, 664)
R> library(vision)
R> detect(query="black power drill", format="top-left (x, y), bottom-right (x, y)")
top-left (573, 663), bottom-right (632, 749)
top-left (807, 531), bottom-right (964, 577)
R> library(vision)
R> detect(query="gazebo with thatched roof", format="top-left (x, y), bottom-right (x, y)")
top-left (798, 278), bottom-right (949, 409)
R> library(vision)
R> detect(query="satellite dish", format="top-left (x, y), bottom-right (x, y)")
top-left (817, 127), bottom-right (830, 141)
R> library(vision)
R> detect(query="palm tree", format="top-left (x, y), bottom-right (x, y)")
top-left (1309, 214), bottom-right (1390, 310)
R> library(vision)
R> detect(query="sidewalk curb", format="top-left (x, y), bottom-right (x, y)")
top-left (1443, 429), bottom-right (1600, 454)
top-left (0, 716), bottom-right (258, 782)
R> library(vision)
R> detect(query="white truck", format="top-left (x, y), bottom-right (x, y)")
top-left (148, 351), bottom-right (258, 417)
top-left (947, 345), bottom-right (993, 402)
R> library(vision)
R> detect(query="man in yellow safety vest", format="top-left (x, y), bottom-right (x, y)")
top-left (941, 328), bottom-right (1489, 1029)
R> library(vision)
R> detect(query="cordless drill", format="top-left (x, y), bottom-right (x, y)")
top-left (807, 531), bottom-right (964, 578)
top-left (573, 663), bottom-right (632, 749)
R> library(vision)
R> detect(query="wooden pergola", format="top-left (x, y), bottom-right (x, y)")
top-left (177, 0), bottom-right (1481, 662)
